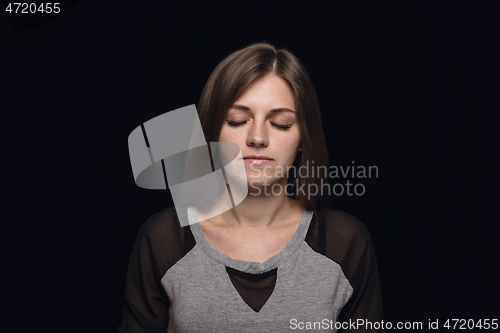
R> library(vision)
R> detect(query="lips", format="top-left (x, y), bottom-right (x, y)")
top-left (243, 155), bottom-right (273, 165)
top-left (243, 155), bottom-right (273, 160)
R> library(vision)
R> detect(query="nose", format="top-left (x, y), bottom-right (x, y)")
top-left (246, 121), bottom-right (269, 148)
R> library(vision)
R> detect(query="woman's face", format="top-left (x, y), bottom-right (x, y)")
top-left (218, 74), bottom-right (301, 190)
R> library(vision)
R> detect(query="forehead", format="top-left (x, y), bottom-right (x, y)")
top-left (232, 74), bottom-right (295, 110)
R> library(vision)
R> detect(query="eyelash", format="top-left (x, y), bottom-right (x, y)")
top-left (226, 120), bottom-right (292, 129)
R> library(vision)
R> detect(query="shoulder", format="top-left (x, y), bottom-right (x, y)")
top-left (135, 206), bottom-right (187, 252)
top-left (141, 207), bottom-right (180, 230)
top-left (139, 206), bottom-right (182, 238)
top-left (134, 207), bottom-right (188, 270)
top-left (320, 208), bottom-right (371, 246)
top-left (316, 208), bottom-right (375, 276)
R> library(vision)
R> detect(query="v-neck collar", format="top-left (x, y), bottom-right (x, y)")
top-left (188, 207), bottom-right (314, 274)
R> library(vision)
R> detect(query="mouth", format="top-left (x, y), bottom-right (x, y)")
top-left (242, 155), bottom-right (273, 165)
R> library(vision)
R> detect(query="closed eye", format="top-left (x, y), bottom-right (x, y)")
top-left (226, 120), bottom-right (292, 129)
top-left (271, 122), bottom-right (292, 129)
top-left (226, 120), bottom-right (247, 126)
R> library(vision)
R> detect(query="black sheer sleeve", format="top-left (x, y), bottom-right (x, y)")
top-left (118, 208), bottom-right (188, 333)
top-left (322, 209), bottom-right (385, 333)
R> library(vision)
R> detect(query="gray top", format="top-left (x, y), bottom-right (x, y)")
top-left (119, 207), bottom-right (385, 333)
top-left (161, 208), bottom-right (352, 332)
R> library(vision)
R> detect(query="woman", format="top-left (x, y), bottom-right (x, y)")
top-left (119, 42), bottom-right (384, 332)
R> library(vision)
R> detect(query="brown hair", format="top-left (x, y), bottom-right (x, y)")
top-left (198, 42), bottom-right (328, 212)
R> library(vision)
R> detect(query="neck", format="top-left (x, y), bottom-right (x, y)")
top-left (222, 179), bottom-right (302, 228)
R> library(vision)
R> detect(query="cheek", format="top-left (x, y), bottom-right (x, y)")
top-left (277, 135), bottom-right (301, 163)
top-left (218, 128), bottom-right (238, 144)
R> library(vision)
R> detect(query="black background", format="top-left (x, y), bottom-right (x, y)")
top-left (3, 1), bottom-right (498, 332)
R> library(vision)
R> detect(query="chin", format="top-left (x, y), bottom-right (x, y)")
top-left (246, 178), bottom-right (267, 187)
top-left (247, 177), bottom-right (284, 188)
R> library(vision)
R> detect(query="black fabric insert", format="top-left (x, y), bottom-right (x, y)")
top-left (183, 224), bottom-right (196, 254)
top-left (225, 267), bottom-right (278, 312)
top-left (305, 212), bottom-right (320, 252)
top-left (223, 212), bottom-right (322, 313)
top-left (317, 209), bottom-right (327, 255)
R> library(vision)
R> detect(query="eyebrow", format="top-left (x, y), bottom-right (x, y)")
top-left (230, 104), bottom-right (296, 113)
